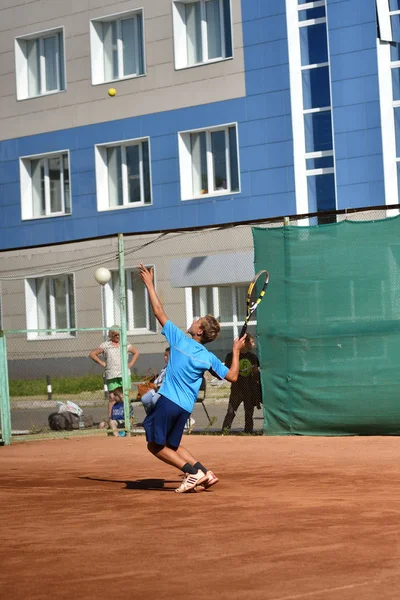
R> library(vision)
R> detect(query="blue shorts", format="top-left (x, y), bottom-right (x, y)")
top-left (143, 395), bottom-right (191, 450)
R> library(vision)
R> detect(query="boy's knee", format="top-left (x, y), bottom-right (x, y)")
top-left (147, 442), bottom-right (165, 455)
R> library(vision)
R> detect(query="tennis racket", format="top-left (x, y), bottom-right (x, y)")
top-left (239, 270), bottom-right (269, 338)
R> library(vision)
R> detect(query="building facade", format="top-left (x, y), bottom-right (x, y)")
top-left (0, 0), bottom-right (397, 375)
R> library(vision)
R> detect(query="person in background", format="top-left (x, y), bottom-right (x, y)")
top-left (89, 326), bottom-right (140, 421)
top-left (221, 334), bottom-right (262, 434)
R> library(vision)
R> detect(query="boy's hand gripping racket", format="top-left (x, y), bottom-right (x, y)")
top-left (239, 270), bottom-right (269, 338)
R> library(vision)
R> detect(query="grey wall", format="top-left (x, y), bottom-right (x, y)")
top-left (0, 0), bottom-right (245, 140)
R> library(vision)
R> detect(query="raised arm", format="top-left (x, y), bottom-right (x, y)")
top-left (224, 336), bottom-right (247, 383)
top-left (138, 264), bottom-right (168, 327)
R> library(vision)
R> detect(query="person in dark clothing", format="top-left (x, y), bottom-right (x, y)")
top-left (221, 334), bottom-right (262, 434)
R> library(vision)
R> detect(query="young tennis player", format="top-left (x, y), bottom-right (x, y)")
top-left (138, 264), bottom-right (246, 493)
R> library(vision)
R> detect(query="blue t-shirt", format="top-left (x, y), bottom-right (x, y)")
top-left (159, 320), bottom-right (229, 412)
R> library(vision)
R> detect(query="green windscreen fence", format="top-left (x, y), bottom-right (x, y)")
top-left (253, 216), bottom-right (400, 436)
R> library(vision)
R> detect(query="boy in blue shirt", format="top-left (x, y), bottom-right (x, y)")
top-left (138, 264), bottom-right (246, 493)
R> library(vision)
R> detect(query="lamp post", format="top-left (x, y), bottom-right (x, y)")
top-left (94, 267), bottom-right (111, 341)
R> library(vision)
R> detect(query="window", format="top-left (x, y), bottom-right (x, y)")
top-left (103, 268), bottom-right (157, 333)
top-left (15, 28), bottom-right (65, 100)
top-left (95, 138), bottom-right (152, 210)
top-left (178, 124), bottom-right (240, 200)
top-left (25, 275), bottom-right (76, 339)
top-left (90, 10), bottom-right (145, 84)
top-left (172, 0), bottom-right (232, 69)
top-left (20, 151), bottom-right (71, 220)
top-left (188, 284), bottom-right (254, 337)
top-left (286, 0), bottom-right (336, 216)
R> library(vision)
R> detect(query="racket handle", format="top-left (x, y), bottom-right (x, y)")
top-left (239, 324), bottom-right (247, 338)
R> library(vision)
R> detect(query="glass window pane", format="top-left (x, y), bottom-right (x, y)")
top-left (186, 2), bottom-right (202, 64)
top-left (44, 35), bottom-right (58, 91)
top-left (126, 144), bottom-right (141, 203)
top-left (131, 270), bottom-right (147, 328)
top-left (390, 0), bottom-right (400, 9)
top-left (393, 68), bottom-right (400, 101)
top-left (211, 130), bottom-right (227, 191)
top-left (58, 32), bottom-right (65, 90)
top-left (103, 21), bottom-right (118, 80)
top-left (228, 126), bottom-right (239, 191)
top-left (48, 156), bottom-right (62, 213)
top-left (67, 275), bottom-right (75, 328)
top-left (302, 66), bottom-right (330, 109)
top-left (111, 271), bottom-right (121, 325)
top-left (53, 277), bottom-right (67, 329)
top-left (206, 0), bottom-right (222, 59)
top-left (392, 14), bottom-right (400, 44)
top-left (223, 0), bottom-right (232, 57)
top-left (217, 287), bottom-right (233, 322)
top-left (394, 107), bottom-right (400, 157)
top-left (31, 159), bottom-right (45, 217)
top-left (304, 110), bottom-right (333, 153)
top-left (390, 42), bottom-right (400, 62)
top-left (307, 173), bottom-right (336, 213)
top-left (63, 154), bottom-right (71, 213)
top-left (298, 7), bottom-right (326, 20)
top-left (191, 132), bottom-right (208, 194)
top-left (306, 155), bottom-right (334, 170)
top-left (192, 287), bottom-right (213, 317)
top-left (235, 286), bottom-right (249, 322)
top-left (300, 23), bottom-right (328, 66)
top-left (36, 278), bottom-right (49, 333)
top-left (142, 141), bottom-right (151, 204)
top-left (27, 39), bottom-right (40, 96)
top-left (121, 17), bottom-right (137, 76)
top-left (397, 162), bottom-right (400, 200)
top-left (107, 146), bottom-right (123, 206)
top-left (137, 16), bottom-right (144, 74)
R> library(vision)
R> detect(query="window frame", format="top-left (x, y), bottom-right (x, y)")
top-left (14, 27), bottom-right (66, 101)
top-left (178, 122), bottom-right (240, 200)
top-left (95, 137), bottom-right (152, 211)
top-left (103, 266), bottom-right (158, 334)
top-left (286, 0), bottom-right (337, 217)
top-left (19, 149), bottom-right (72, 221)
top-left (186, 283), bottom-right (254, 338)
top-left (90, 8), bottom-right (146, 85)
top-left (172, 0), bottom-right (233, 70)
top-left (24, 274), bottom-right (77, 341)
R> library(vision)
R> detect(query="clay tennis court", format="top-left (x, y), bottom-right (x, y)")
top-left (1, 435), bottom-right (399, 600)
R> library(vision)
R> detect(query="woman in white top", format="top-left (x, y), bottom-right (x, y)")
top-left (89, 327), bottom-right (140, 419)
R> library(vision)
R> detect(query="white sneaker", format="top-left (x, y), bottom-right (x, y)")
top-left (204, 470), bottom-right (219, 489)
top-left (175, 470), bottom-right (208, 493)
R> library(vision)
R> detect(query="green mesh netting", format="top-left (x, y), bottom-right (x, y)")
top-left (253, 216), bottom-right (400, 436)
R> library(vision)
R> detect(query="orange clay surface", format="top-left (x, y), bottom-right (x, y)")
top-left (1, 435), bottom-right (400, 600)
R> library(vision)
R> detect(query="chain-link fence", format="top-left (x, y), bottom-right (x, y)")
top-left (1, 204), bottom-right (399, 443)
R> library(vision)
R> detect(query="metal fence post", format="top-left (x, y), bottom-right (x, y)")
top-left (118, 233), bottom-right (131, 435)
top-left (0, 331), bottom-right (12, 445)
top-left (46, 375), bottom-right (52, 401)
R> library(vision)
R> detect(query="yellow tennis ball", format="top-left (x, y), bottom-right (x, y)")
top-left (108, 88), bottom-right (117, 97)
